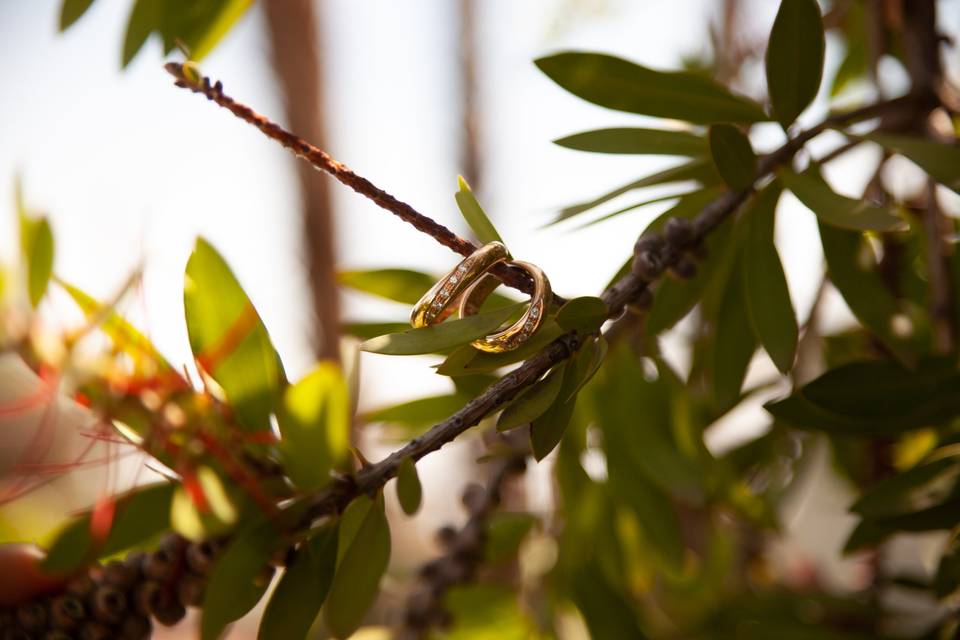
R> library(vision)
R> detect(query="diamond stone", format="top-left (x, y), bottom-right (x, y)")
top-left (530, 307), bottom-right (540, 317)
top-left (450, 276), bottom-right (459, 284)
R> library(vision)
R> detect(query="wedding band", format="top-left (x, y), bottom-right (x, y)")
top-left (457, 260), bottom-right (550, 353)
top-left (410, 242), bottom-right (509, 328)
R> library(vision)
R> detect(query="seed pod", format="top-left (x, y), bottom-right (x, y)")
top-left (665, 217), bottom-right (696, 247)
top-left (66, 575), bottom-right (97, 600)
top-left (44, 631), bottom-right (72, 640)
top-left (3, 630), bottom-right (32, 640)
top-left (15, 600), bottom-right (47, 631)
top-left (689, 242), bottom-right (708, 261)
top-left (629, 287), bottom-right (654, 312)
top-left (78, 621), bottom-right (112, 640)
top-left (102, 560), bottom-right (137, 590)
top-left (151, 598), bottom-right (186, 627)
top-left (123, 552), bottom-right (146, 582)
top-left (134, 581), bottom-right (162, 617)
top-left (118, 614), bottom-right (151, 640)
top-left (91, 585), bottom-right (127, 625)
top-left (435, 526), bottom-right (458, 549)
top-left (49, 595), bottom-right (85, 630)
top-left (631, 251), bottom-right (662, 281)
top-left (176, 573), bottom-right (205, 607)
top-left (669, 257), bottom-right (698, 280)
top-left (158, 533), bottom-right (185, 555)
top-left (633, 233), bottom-right (665, 256)
top-left (143, 548), bottom-right (177, 582)
top-left (418, 559), bottom-right (443, 580)
top-left (185, 540), bottom-right (217, 575)
top-left (461, 484), bottom-right (486, 515)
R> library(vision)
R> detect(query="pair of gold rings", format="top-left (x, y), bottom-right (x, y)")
top-left (410, 242), bottom-right (551, 353)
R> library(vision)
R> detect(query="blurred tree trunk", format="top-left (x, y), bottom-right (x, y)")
top-left (458, 0), bottom-right (481, 191)
top-left (263, 0), bottom-right (340, 363)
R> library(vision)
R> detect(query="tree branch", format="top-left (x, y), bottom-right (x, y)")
top-left (163, 63), bottom-right (560, 305)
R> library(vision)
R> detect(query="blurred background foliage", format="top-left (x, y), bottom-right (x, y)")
top-left (1, 0), bottom-right (960, 638)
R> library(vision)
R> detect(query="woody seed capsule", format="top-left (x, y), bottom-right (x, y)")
top-left (78, 621), bottom-right (112, 640)
top-left (185, 540), bottom-right (217, 575)
top-left (631, 251), bottom-right (661, 281)
top-left (91, 585), bottom-right (127, 625)
top-left (669, 257), bottom-right (698, 280)
top-left (461, 484), bottom-right (486, 515)
top-left (103, 560), bottom-right (137, 590)
top-left (177, 573), bottom-right (205, 607)
top-left (143, 548), bottom-right (177, 582)
top-left (15, 601), bottom-right (47, 631)
top-left (152, 598), bottom-right (186, 627)
top-left (134, 581), bottom-right (162, 617)
top-left (3, 631), bottom-right (31, 640)
top-left (118, 615), bottom-right (152, 640)
top-left (44, 631), bottom-right (72, 640)
top-left (664, 217), bottom-right (696, 246)
top-left (49, 595), bottom-right (85, 630)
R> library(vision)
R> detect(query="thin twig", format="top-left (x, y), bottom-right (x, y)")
top-left (163, 63), bottom-right (562, 305)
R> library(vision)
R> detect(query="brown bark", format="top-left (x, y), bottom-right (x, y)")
top-left (263, 0), bottom-right (341, 363)
top-left (458, 0), bottom-right (481, 191)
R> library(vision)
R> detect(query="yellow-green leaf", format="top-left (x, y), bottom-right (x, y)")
top-left (554, 127), bottom-right (708, 156)
top-left (18, 196), bottom-right (54, 308)
top-left (455, 176), bottom-right (503, 245)
top-left (396, 458), bottom-right (422, 516)
top-left (361, 304), bottom-right (520, 355)
top-left (324, 494), bottom-right (391, 639)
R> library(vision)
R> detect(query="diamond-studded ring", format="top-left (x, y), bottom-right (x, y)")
top-left (410, 242), bottom-right (510, 329)
top-left (456, 260), bottom-right (550, 353)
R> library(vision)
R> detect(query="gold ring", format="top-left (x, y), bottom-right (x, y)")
top-left (410, 242), bottom-right (510, 328)
top-left (457, 260), bottom-right (551, 353)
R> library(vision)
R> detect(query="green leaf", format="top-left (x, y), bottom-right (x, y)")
top-left (59, 0), bottom-right (95, 30)
top-left (60, 280), bottom-right (174, 372)
top-left (711, 268), bottom-right (757, 408)
top-left (708, 124), bottom-right (757, 190)
top-left (862, 133), bottom-right (960, 193)
top-left (361, 303), bottom-right (520, 355)
top-left (819, 223), bottom-right (914, 363)
top-left (555, 158), bottom-right (721, 223)
top-left (338, 268), bottom-right (435, 305)
top-left (43, 483), bottom-right (175, 573)
top-left (324, 494), bottom-right (391, 639)
top-left (844, 498), bottom-right (960, 552)
top-left (122, 0), bottom-right (161, 68)
top-left (202, 518), bottom-right (279, 640)
top-left (531, 362), bottom-right (580, 460)
top-left (830, 37), bottom-right (868, 97)
top-left (765, 0), bottom-right (825, 128)
top-left (741, 183), bottom-right (797, 373)
top-left (536, 52), bottom-right (767, 124)
top-left (184, 238), bottom-right (284, 431)
top-left (341, 320), bottom-right (411, 340)
top-left (497, 364), bottom-right (566, 431)
top-left (279, 362), bottom-right (350, 491)
top-left (189, 0), bottom-right (253, 61)
top-left (851, 457), bottom-right (960, 519)
top-left (363, 394), bottom-right (468, 432)
top-left (442, 320), bottom-right (564, 375)
top-left (396, 458), bottom-right (423, 516)
top-left (782, 170), bottom-right (905, 232)
top-left (485, 513), bottom-right (536, 563)
top-left (444, 585), bottom-right (535, 639)
top-left (564, 336), bottom-right (607, 401)
top-left (160, 0), bottom-right (252, 60)
top-left (570, 191), bottom-right (698, 230)
top-left (569, 564), bottom-right (648, 639)
top-left (17, 187), bottom-right (54, 309)
top-left (554, 127), bottom-right (708, 156)
top-left (766, 358), bottom-right (960, 435)
top-left (556, 296), bottom-right (607, 334)
top-left (259, 523), bottom-right (338, 640)
top-left (455, 176), bottom-right (503, 244)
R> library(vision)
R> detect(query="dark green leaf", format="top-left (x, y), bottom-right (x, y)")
top-left (485, 513), bottom-right (536, 563)
top-left (278, 362), bottom-right (350, 491)
top-left (530, 363), bottom-right (579, 461)
top-left (935, 532), bottom-right (960, 598)
top-left (782, 170), bottom-right (905, 232)
top-left (364, 394), bottom-right (467, 432)
top-left (497, 364), bottom-right (566, 431)
top-left (184, 238), bottom-right (284, 430)
top-left (122, 0), bottom-right (161, 67)
top-left (455, 176), bottom-right (503, 244)
top-left (819, 223), bottom-right (915, 363)
top-left (554, 127), bottom-right (708, 156)
top-left (765, 0), bottom-right (825, 127)
top-left (324, 494), bottom-right (391, 639)
top-left (569, 564), bottom-right (648, 639)
top-left (341, 320), bottom-right (411, 340)
top-left (766, 358), bottom-right (960, 434)
top-left (443, 320), bottom-right (564, 375)
top-left (741, 183), bottom-right (797, 373)
top-left (564, 336), bottom-right (607, 401)
top-left (258, 523), bottom-right (338, 640)
top-left (711, 263), bottom-right (757, 409)
top-left (852, 457), bottom-right (960, 519)
top-left (536, 52), bottom-right (767, 124)
top-left (202, 518), bottom-right (279, 640)
top-left (43, 483), bottom-right (175, 573)
top-left (396, 458), bottom-right (422, 515)
top-left (709, 124), bottom-right (757, 190)
top-left (556, 296), bottom-right (607, 334)
top-left (59, 0), bottom-right (95, 30)
top-left (845, 498), bottom-right (960, 552)
top-left (362, 304), bottom-right (520, 355)
top-left (556, 158), bottom-right (721, 222)
top-left (863, 133), bottom-right (960, 193)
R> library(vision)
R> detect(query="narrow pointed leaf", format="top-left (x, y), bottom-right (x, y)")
top-left (324, 494), bottom-right (391, 639)
top-left (710, 260), bottom-right (757, 409)
top-left (59, 0), bottom-right (96, 30)
top-left (396, 458), bottom-right (423, 515)
top-left (498, 363), bottom-right (566, 431)
top-left (765, 0), bottom-right (825, 127)
top-left (455, 176), bottom-right (503, 244)
top-left (363, 394), bottom-right (468, 432)
top-left (783, 170), bottom-right (905, 231)
top-left (556, 296), bottom-right (607, 334)
top-left (863, 133), bottom-right (960, 193)
top-left (259, 523), bottom-right (338, 640)
top-left (184, 238), bottom-right (284, 431)
top-left (741, 183), bottom-right (797, 373)
top-left (531, 361), bottom-right (582, 460)
top-left (709, 124), bottom-right (757, 190)
top-left (536, 52), bottom-right (767, 124)
top-left (361, 303), bottom-right (520, 355)
top-left (122, 0), bottom-right (161, 67)
top-left (554, 127), bottom-right (708, 155)
top-left (18, 190), bottom-right (54, 308)
top-left (338, 269), bottom-right (436, 305)
top-left (851, 458), bottom-right (960, 519)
